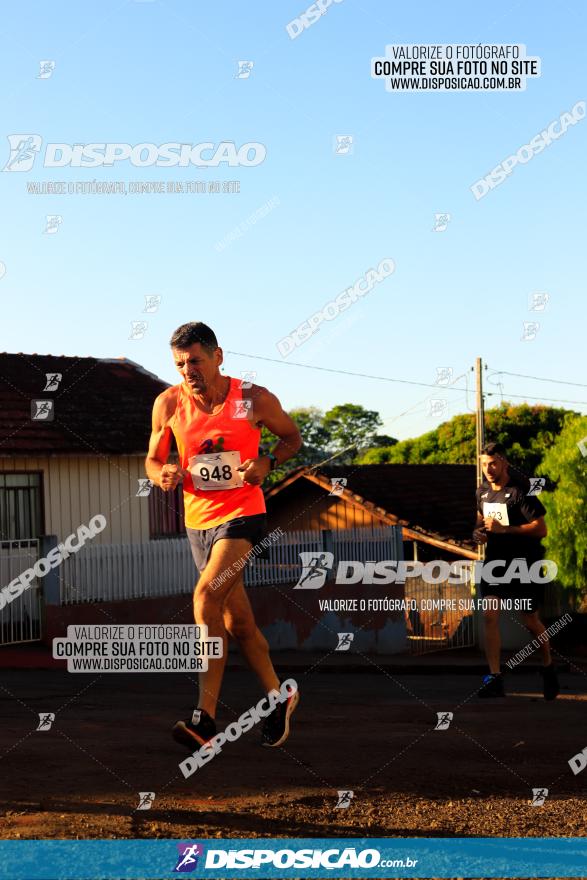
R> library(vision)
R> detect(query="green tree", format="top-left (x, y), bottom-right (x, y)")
top-left (357, 403), bottom-right (575, 472)
top-left (260, 406), bottom-right (332, 486)
top-left (540, 414), bottom-right (587, 607)
top-left (322, 403), bottom-right (383, 457)
top-left (371, 434), bottom-right (398, 447)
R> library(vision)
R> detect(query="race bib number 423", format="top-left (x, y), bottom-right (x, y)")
top-left (483, 501), bottom-right (510, 526)
top-left (189, 451), bottom-right (244, 491)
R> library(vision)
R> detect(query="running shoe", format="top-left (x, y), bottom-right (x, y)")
top-left (172, 708), bottom-right (217, 751)
top-left (261, 687), bottom-right (300, 747)
top-left (478, 672), bottom-right (505, 698)
top-left (540, 663), bottom-right (560, 701)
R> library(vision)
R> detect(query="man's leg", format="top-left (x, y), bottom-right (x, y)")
top-left (520, 610), bottom-right (551, 665)
top-left (223, 578), bottom-right (280, 695)
top-left (193, 537), bottom-right (254, 718)
top-left (520, 609), bottom-right (559, 700)
top-left (223, 579), bottom-right (299, 747)
top-left (483, 604), bottom-right (501, 674)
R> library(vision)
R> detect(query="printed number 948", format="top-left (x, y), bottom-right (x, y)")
top-left (200, 464), bottom-right (233, 481)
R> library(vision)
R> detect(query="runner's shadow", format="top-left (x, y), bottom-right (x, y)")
top-left (0, 799), bottom-right (467, 837)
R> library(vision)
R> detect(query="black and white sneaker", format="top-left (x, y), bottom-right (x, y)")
top-left (172, 708), bottom-right (217, 751)
top-left (540, 663), bottom-right (560, 701)
top-left (261, 687), bottom-right (300, 748)
top-left (478, 672), bottom-right (505, 698)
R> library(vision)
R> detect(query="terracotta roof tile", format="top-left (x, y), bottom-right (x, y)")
top-left (0, 353), bottom-right (169, 454)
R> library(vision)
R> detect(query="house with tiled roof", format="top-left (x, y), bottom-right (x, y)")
top-left (0, 351), bottom-right (183, 545)
top-left (264, 464), bottom-right (479, 562)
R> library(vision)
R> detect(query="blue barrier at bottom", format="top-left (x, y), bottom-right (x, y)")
top-left (0, 837), bottom-right (585, 879)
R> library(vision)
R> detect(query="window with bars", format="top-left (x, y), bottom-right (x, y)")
top-left (148, 484), bottom-right (185, 539)
top-left (0, 472), bottom-right (44, 540)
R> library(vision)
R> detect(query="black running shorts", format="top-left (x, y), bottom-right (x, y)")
top-left (186, 513), bottom-right (269, 573)
top-left (479, 577), bottom-right (544, 614)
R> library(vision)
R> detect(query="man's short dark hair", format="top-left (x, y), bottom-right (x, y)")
top-left (480, 441), bottom-right (507, 458)
top-left (170, 322), bottom-right (218, 353)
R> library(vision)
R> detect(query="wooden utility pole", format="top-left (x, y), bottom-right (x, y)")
top-left (475, 357), bottom-right (486, 487)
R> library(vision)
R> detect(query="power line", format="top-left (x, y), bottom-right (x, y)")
top-left (225, 350), bottom-right (468, 393)
top-left (226, 350), bottom-right (587, 405)
top-left (484, 391), bottom-right (587, 405)
top-left (487, 367), bottom-right (587, 390)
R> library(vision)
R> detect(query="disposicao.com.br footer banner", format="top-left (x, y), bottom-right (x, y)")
top-left (0, 837), bottom-right (586, 878)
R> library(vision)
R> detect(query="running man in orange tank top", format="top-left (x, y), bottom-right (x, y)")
top-left (145, 322), bottom-right (302, 751)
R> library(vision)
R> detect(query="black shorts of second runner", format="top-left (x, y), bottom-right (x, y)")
top-left (479, 577), bottom-right (544, 614)
top-left (186, 513), bottom-right (269, 574)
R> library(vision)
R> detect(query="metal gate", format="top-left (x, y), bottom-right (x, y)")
top-left (0, 538), bottom-right (42, 644)
top-left (404, 572), bottom-right (478, 655)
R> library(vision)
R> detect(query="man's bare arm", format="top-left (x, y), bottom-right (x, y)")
top-left (473, 511), bottom-right (487, 544)
top-left (256, 388), bottom-right (302, 466)
top-left (145, 392), bottom-right (187, 491)
top-left (237, 387), bottom-right (302, 486)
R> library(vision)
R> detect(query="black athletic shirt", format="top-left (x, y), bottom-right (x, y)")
top-left (475, 475), bottom-right (546, 564)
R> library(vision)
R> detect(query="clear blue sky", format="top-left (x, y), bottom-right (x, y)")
top-left (1, 0), bottom-right (586, 440)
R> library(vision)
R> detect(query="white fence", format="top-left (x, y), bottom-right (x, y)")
top-left (0, 539), bottom-right (42, 643)
top-left (60, 538), bottom-right (195, 604)
top-left (58, 527), bottom-right (404, 604)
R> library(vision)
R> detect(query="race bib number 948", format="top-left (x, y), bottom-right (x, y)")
top-left (189, 451), bottom-right (244, 491)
